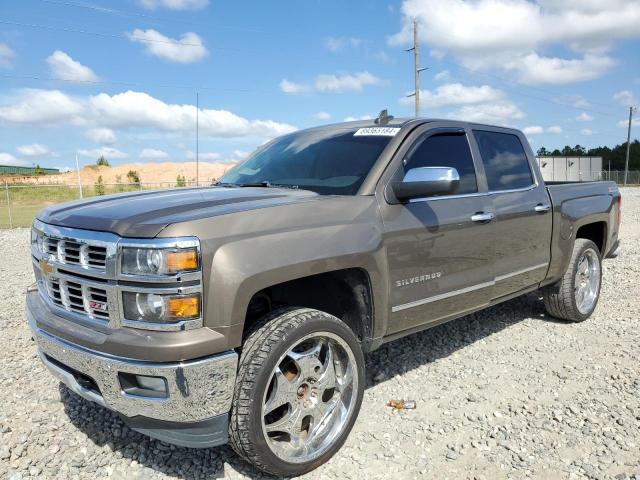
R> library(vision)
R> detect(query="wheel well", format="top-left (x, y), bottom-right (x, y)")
top-left (576, 222), bottom-right (606, 253)
top-left (244, 268), bottom-right (374, 345)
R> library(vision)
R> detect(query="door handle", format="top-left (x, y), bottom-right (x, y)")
top-left (470, 212), bottom-right (494, 223)
top-left (534, 203), bottom-right (551, 213)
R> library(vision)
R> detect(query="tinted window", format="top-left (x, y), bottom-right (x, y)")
top-left (403, 132), bottom-right (477, 194)
top-left (219, 129), bottom-right (391, 195)
top-left (473, 131), bottom-right (533, 191)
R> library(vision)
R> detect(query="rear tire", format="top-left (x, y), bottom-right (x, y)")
top-left (542, 239), bottom-right (602, 322)
top-left (229, 307), bottom-right (365, 477)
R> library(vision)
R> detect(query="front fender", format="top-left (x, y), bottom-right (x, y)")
top-left (209, 222), bottom-right (387, 348)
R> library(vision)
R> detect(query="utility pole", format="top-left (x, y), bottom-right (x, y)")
top-left (75, 152), bottom-right (83, 199)
top-left (405, 20), bottom-right (427, 118)
top-left (196, 92), bottom-right (199, 187)
top-left (624, 106), bottom-right (635, 186)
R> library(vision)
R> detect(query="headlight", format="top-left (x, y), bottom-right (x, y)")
top-left (31, 228), bottom-right (44, 253)
top-left (122, 292), bottom-right (200, 323)
top-left (121, 247), bottom-right (199, 275)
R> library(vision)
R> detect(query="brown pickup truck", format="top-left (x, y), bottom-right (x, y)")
top-left (26, 115), bottom-right (621, 476)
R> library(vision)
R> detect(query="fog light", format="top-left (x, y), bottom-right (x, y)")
top-left (119, 372), bottom-right (168, 399)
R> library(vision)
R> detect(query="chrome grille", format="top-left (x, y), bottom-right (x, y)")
top-left (43, 236), bottom-right (107, 270)
top-left (46, 277), bottom-right (110, 321)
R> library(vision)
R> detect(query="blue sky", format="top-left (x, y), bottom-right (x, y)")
top-left (0, 0), bottom-right (639, 170)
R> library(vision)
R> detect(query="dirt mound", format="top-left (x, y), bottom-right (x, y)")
top-left (4, 161), bottom-right (236, 186)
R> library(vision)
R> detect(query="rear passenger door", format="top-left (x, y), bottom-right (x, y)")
top-left (471, 129), bottom-right (552, 299)
top-left (378, 125), bottom-right (495, 335)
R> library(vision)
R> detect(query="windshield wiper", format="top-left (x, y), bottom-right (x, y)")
top-left (214, 181), bottom-right (299, 189)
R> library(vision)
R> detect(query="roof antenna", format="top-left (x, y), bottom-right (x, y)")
top-left (374, 109), bottom-right (394, 126)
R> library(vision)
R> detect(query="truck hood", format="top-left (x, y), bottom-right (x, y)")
top-left (37, 186), bottom-right (319, 237)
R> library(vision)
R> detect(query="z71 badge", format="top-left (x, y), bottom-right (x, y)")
top-left (396, 272), bottom-right (442, 287)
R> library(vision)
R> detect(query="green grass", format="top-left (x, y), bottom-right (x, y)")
top-left (0, 183), bottom-right (162, 228)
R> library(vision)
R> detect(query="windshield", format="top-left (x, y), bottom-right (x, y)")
top-left (218, 128), bottom-right (393, 195)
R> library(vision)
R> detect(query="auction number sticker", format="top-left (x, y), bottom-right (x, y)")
top-left (354, 127), bottom-right (400, 137)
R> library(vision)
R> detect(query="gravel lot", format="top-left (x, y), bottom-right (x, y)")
top-left (1, 188), bottom-right (639, 480)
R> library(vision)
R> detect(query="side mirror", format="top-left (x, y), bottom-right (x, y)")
top-left (391, 166), bottom-right (460, 202)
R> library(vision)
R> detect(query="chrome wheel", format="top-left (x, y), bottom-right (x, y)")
top-left (261, 331), bottom-right (358, 464)
top-left (574, 248), bottom-right (600, 314)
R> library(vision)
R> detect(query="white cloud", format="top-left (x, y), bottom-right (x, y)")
top-left (78, 147), bottom-right (128, 159)
top-left (16, 144), bottom-right (50, 156)
top-left (0, 89), bottom-right (84, 125)
top-left (503, 53), bottom-right (616, 85)
top-left (233, 150), bottom-right (249, 159)
top-left (46, 50), bottom-right (98, 82)
top-left (200, 152), bottom-right (221, 161)
top-left (560, 95), bottom-right (591, 108)
top-left (313, 111), bottom-right (331, 120)
top-left (281, 72), bottom-right (384, 95)
top-left (0, 152), bottom-right (27, 166)
top-left (581, 128), bottom-right (597, 136)
top-left (315, 72), bottom-right (383, 93)
top-left (344, 115), bottom-right (372, 122)
top-left (136, 0), bottom-right (208, 9)
top-left (400, 83), bottom-right (504, 109)
top-left (522, 125), bottom-right (562, 135)
top-left (324, 37), bottom-right (361, 52)
top-left (184, 150), bottom-right (221, 161)
top-left (0, 43), bottom-right (15, 69)
top-left (89, 90), bottom-right (296, 137)
top-left (575, 112), bottom-right (593, 122)
top-left (523, 126), bottom-right (544, 135)
top-left (139, 148), bottom-right (169, 160)
top-left (128, 29), bottom-right (208, 63)
top-left (85, 127), bottom-right (117, 145)
top-left (448, 102), bottom-right (524, 124)
top-left (0, 89), bottom-right (296, 139)
top-left (434, 70), bottom-right (451, 82)
top-left (279, 79), bottom-right (309, 95)
top-left (389, 0), bottom-right (639, 84)
top-left (613, 90), bottom-right (638, 107)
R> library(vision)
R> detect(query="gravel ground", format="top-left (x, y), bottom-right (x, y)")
top-left (1, 188), bottom-right (639, 480)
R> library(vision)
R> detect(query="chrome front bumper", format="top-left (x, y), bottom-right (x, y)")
top-left (27, 299), bottom-right (238, 425)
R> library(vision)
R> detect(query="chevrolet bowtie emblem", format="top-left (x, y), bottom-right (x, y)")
top-left (39, 258), bottom-right (54, 275)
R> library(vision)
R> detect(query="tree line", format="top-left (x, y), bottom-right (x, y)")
top-left (537, 139), bottom-right (640, 171)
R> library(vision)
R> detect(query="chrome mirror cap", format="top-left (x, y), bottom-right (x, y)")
top-left (402, 166), bottom-right (460, 183)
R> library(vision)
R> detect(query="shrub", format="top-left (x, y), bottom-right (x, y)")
top-left (94, 175), bottom-right (105, 195)
top-left (126, 170), bottom-right (141, 185)
top-left (96, 156), bottom-right (110, 167)
top-left (176, 174), bottom-right (186, 187)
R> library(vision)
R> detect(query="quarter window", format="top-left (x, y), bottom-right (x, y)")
top-left (403, 132), bottom-right (478, 195)
top-left (473, 131), bottom-right (534, 191)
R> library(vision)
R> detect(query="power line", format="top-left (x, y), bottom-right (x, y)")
top-left (0, 73), bottom-right (271, 93)
top-left (37, 0), bottom-right (198, 27)
top-left (0, 19), bottom-right (203, 46)
top-left (453, 66), bottom-right (621, 118)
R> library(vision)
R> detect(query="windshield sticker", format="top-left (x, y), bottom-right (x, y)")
top-left (354, 127), bottom-right (400, 137)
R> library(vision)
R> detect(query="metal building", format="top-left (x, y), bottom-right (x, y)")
top-left (535, 157), bottom-right (603, 182)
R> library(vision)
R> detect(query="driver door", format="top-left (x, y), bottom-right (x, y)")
top-left (378, 125), bottom-right (496, 335)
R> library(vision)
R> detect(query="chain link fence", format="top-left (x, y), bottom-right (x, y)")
top-left (599, 170), bottom-right (640, 185)
top-left (1, 173), bottom-right (639, 229)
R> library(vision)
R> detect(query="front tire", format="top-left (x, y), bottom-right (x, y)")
top-left (542, 239), bottom-right (602, 322)
top-left (229, 308), bottom-right (365, 477)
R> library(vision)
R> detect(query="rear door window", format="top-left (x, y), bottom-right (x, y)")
top-left (473, 131), bottom-right (534, 191)
top-left (403, 132), bottom-right (478, 195)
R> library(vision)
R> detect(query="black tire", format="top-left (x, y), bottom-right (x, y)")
top-left (542, 239), bottom-right (602, 322)
top-left (229, 307), bottom-right (365, 477)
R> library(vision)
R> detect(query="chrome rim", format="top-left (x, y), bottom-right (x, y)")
top-left (574, 248), bottom-right (601, 314)
top-left (261, 331), bottom-right (358, 464)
